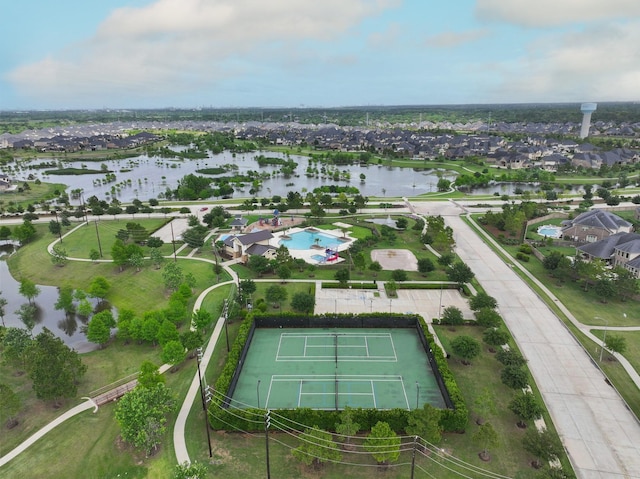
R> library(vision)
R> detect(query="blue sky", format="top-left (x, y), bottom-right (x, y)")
top-left (2, 0), bottom-right (639, 110)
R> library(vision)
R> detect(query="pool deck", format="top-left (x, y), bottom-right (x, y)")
top-left (270, 226), bottom-right (355, 265)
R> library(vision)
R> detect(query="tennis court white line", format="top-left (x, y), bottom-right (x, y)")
top-left (266, 380), bottom-right (275, 410)
top-left (365, 337), bottom-right (370, 357)
top-left (272, 374), bottom-right (403, 380)
top-left (298, 380), bottom-right (303, 408)
top-left (389, 334), bottom-right (398, 362)
top-left (276, 334), bottom-right (284, 361)
top-left (300, 392), bottom-right (374, 397)
top-left (275, 357), bottom-right (398, 362)
top-left (371, 380), bottom-right (377, 408)
top-left (399, 376), bottom-right (410, 410)
top-left (280, 332), bottom-right (392, 337)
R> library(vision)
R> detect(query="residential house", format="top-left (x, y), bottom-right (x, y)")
top-left (577, 232), bottom-right (640, 278)
top-left (562, 209), bottom-right (633, 243)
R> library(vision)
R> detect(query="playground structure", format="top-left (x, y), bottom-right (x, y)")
top-left (258, 209), bottom-right (283, 228)
top-left (324, 247), bottom-right (339, 262)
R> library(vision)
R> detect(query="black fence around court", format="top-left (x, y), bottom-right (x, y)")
top-left (223, 313), bottom-right (454, 410)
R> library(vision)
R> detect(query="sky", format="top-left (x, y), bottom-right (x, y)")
top-left (2, 0), bottom-right (639, 110)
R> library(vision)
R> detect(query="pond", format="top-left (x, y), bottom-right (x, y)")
top-left (0, 256), bottom-right (101, 353)
top-left (6, 151), bottom-right (453, 203)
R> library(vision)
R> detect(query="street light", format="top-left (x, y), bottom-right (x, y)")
top-left (415, 382), bottom-right (420, 409)
top-left (597, 317), bottom-right (608, 362)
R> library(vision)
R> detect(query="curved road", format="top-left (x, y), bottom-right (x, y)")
top-left (413, 200), bottom-right (640, 479)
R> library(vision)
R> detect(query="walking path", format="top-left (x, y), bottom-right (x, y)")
top-left (411, 199), bottom-right (640, 479)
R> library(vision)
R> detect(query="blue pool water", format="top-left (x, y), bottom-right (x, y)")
top-left (280, 230), bottom-right (339, 250)
top-left (537, 225), bottom-right (562, 238)
top-left (311, 254), bottom-right (327, 262)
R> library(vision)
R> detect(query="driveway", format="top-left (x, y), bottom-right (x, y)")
top-left (412, 200), bottom-right (640, 479)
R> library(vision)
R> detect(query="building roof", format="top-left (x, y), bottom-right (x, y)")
top-left (562, 209), bottom-right (631, 233)
top-left (246, 243), bottom-right (275, 256)
top-left (577, 232), bottom-right (640, 259)
top-left (224, 230), bottom-right (273, 246)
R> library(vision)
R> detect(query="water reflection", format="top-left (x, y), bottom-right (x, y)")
top-left (0, 260), bottom-right (100, 352)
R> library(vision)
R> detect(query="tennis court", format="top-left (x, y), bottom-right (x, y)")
top-left (231, 328), bottom-right (446, 411)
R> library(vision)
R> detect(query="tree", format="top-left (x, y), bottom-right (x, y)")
top-left (49, 244), bottom-right (68, 267)
top-left (0, 383), bottom-right (21, 428)
top-left (0, 225), bottom-right (11, 240)
top-left (406, 403), bottom-right (443, 444)
top-left (277, 264), bottom-right (291, 283)
top-left (522, 427), bottom-right (564, 469)
top-left (473, 388), bottom-right (497, 425)
top-left (291, 292), bottom-right (315, 314)
top-left (48, 219), bottom-right (61, 237)
top-left (138, 361), bottom-right (165, 389)
top-left (54, 285), bottom-right (76, 315)
top-left (1, 327), bottom-right (33, 371)
top-left (364, 421), bottom-right (401, 465)
top-left (162, 262), bottom-right (184, 291)
top-left (239, 279), bottom-right (257, 304)
top-left (613, 266), bottom-right (639, 301)
top-left (450, 335), bottom-right (481, 364)
top-left (469, 292), bottom-right (498, 311)
top-left (182, 225), bottom-right (207, 250)
top-left (180, 330), bottom-right (204, 358)
top-left (173, 461), bottom-right (208, 479)
top-left (474, 422), bottom-right (499, 461)
top-left (191, 309), bottom-right (213, 334)
top-left (292, 426), bottom-right (342, 469)
top-left (15, 303), bottom-right (37, 333)
top-left (593, 278), bottom-right (615, 303)
top-left (13, 220), bottom-right (37, 245)
top-left (89, 249), bottom-right (101, 262)
top-left (87, 276), bottom-right (111, 300)
top-left (475, 308), bottom-right (502, 328)
top-left (605, 334), bottom-right (627, 356)
top-left (0, 293), bottom-right (6, 327)
top-left (417, 258), bottom-right (435, 276)
top-left (247, 255), bottom-right (270, 277)
top-left (334, 268), bottom-right (350, 287)
top-left (115, 384), bottom-right (176, 456)
top-left (501, 365), bottom-right (529, 389)
top-left (147, 236), bottom-right (164, 248)
top-left (352, 252), bottom-right (366, 272)
top-left (440, 306), bottom-right (464, 326)
top-left (265, 284), bottom-right (288, 309)
top-left (496, 348), bottom-right (527, 367)
top-left (149, 247), bottom-right (165, 270)
top-left (446, 261), bottom-right (475, 286)
top-left (391, 269), bottom-right (407, 282)
top-left (28, 328), bottom-right (87, 404)
top-left (87, 314), bottom-right (112, 348)
top-left (111, 239), bottom-right (129, 271)
top-left (157, 319), bottom-right (180, 346)
top-left (509, 391), bottom-right (544, 423)
top-left (19, 278), bottom-right (40, 304)
top-left (161, 340), bottom-right (187, 370)
top-left (335, 406), bottom-right (361, 445)
top-left (368, 260), bottom-right (382, 277)
top-left (128, 252), bottom-right (145, 272)
top-left (483, 328), bottom-right (510, 348)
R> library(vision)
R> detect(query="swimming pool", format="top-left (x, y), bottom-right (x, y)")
top-left (279, 229), bottom-right (340, 250)
top-left (537, 225), bottom-right (562, 238)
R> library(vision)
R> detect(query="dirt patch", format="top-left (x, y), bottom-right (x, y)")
top-left (370, 249), bottom-right (418, 271)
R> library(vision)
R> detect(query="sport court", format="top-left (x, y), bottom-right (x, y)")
top-left (232, 328), bottom-right (446, 411)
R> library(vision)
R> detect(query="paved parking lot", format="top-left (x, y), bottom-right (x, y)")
top-left (314, 285), bottom-right (474, 322)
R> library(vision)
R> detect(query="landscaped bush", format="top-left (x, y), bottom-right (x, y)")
top-left (501, 365), bottom-right (529, 389)
top-left (496, 348), bottom-right (527, 367)
top-left (515, 252), bottom-right (530, 262)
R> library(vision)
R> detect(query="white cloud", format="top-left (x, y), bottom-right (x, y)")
top-left (7, 0), bottom-right (399, 106)
top-left (476, 0), bottom-right (640, 28)
top-left (489, 22), bottom-right (640, 102)
top-left (424, 29), bottom-right (490, 48)
top-left (367, 22), bottom-right (402, 48)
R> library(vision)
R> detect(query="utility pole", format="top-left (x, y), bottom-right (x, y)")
top-left (265, 410), bottom-right (271, 479)
top-left (94, 220), bottom-right (103, 257)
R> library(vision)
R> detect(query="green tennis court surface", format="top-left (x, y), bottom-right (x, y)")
top-left (232, 328), bottom-right (446, 410)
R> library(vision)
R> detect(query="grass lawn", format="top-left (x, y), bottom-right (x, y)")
top-left (58, 218), bottom-right (170, 259)
top-left (0, 181), bottom-right (68, 209)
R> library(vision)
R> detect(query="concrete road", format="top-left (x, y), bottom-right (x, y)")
top-left (412, 200), bottom-right (640, 479)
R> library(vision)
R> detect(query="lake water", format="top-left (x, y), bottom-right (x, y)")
top-left (0, 257), bottom-right (99, 352)
top-left (7, 151), bottom-right (453, 203)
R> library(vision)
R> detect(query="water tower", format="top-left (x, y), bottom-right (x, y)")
top-left (580, 103), bottom-right (597, 139)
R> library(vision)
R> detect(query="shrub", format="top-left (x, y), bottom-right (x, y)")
top-left (516, 252), bottom-right (530, 262)
top-left (482, 328), bottom-right (510, 347)
top-left (475, 308), bottom-right (502, 328)
top-left (496, 348), bottom-right (527, 367)
top-left (501, 365), bottom-right (529, 389)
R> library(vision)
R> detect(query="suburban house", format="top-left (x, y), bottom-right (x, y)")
top-left (577, 232), bottom-right (640, 278)
top-left (0, 174), bottom-right (14, 192)
top-left (220, 230), bottom-right (276, 263)
top-left (561, 209), bottom-right (633, 243)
